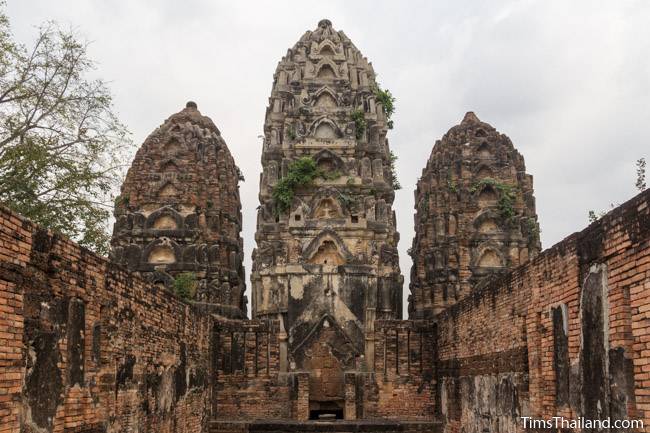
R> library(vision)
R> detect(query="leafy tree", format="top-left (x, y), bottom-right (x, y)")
top-left (0, 2), bottom-right (131, 255)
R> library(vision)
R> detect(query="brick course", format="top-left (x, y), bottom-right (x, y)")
top-left (435, 189), bottom-right (650, 432)
top-left (0, 206), bottom-right (213, 433)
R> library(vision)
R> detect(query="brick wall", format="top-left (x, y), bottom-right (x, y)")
top-left (0, 211), bottom-right (28, 433)
top-left (435, 189), bottom-right (650, 433)
top-left (0, 206), bottom-right (214, 433)
top-left (212, 318), bottom-right (438, 422)
top-left (364, 320), bottom-right (436, 420)
top-left (213, 319), bottom-right (294, 419)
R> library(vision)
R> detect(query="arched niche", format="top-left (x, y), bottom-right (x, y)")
top-left (477, 142), bottom-right (491, 158)
top-left (310, 117), bottom-right (342, 140)
top-left (302, 229), bottom-right (353, 265)
top-left (314, 198), bottom-right (342, 219)
top-left (145, 206), bottom-right (184, 230)
top-left (317, 158), bottom-right (336, 172)
top-left (319, 44), bottom-right (336, 56)
top-left (158, 182), bottom-right (178, 199)
top-left (477, 249), bottom-right (503, 268)
top-left (475, 128), bottom-right (487, 138)
top-left (147, 245), bottom-right (176, 264)
top-left (313, 149), bottom-right (344, 173)
top-left (478, 219), bottom-right (499, 234)
top-left (163, 137), bottom-right (181, 155)
top-left (316, 63), bottom-right (336, 79)
top-left (161, 160), bottom-right (179, 172)
top-left (315, 122), bottom-right (337, 139)
top-left (476, 165), bottom-right (493, 179)
top-left (477, 185), bottom-right (498, 206)
top-left (152, 215), bottom-right (177, 230)
top-left (314, 92), bottom-right (337, 108)
top-left (308, 240), bottom-right (345, 265)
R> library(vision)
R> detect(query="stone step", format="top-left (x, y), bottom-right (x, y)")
top-left (209, 420), bottom-right (442, 433)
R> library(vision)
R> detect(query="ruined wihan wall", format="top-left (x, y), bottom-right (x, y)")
top-left (211, 318), bottom-right (438, 423)
top-left (409, 112), bottom-right (540, 319)
top-left (435, 188), bottom-right (650, 433)
top-left (435, 276), bottom-right (530, 433)
top-left (0, 205), bottom-right (214, 433)
top-left (250, 19), bottom-right (403, 414)
top-left (111, 102), bottom-right (246, 318)
top-left (0, 211), bottom-right (27, 433)
top-left (213, 319), bottom-right (295, 420)
top-left (362, 320), bottom-right (437, 421)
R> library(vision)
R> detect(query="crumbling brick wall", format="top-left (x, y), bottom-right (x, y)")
top-left (0, 205), bottom-right (214, 433)
top-left (363, 320), bottom-right (436, 420)
top-left (0, 211), bottom-right (28, 433)
top-left (213, 319), bottom-right (294, 419)
top-left (435, 189), bottom-right (650, 433)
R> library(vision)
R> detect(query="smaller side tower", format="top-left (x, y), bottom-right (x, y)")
top-left (409, 112), bottom-right (540, 318)
top-left (110, 102), bottom-right (246, 318)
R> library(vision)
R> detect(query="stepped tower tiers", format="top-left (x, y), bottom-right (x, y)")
top-left (408, 112), bottom-right (541, 319)
top-left (251, 19), bottom-right (403, 406)
top-left (110, 102), bottom-right (246, 318)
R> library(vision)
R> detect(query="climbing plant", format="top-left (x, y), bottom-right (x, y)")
top-left (447, 169), bottom-right (458, 194)
top-left (389, 151), bottom-right (401, 190)
top-left (320, 169), bottom-right (342, 181)
top-left (373, 84), bottom-right (396, 129)
top-left (286, 125), bottom-right (296, 141)
top-left (470, 178), bottom-right (517, 220)
top-left (350, 109), bottom-right (366, 140)
top-left (235, 166), bottom-right (245, 182)
top-left (526, 217), bottom-right (540, 244)
top-left (114, 194), bottom-right (130, 208)
top-left (173, 272), bottom-right (197, 301)
top-left (272, 157), bottom-right (341, 215)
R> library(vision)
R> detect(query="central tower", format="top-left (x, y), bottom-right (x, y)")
top-left (251, 19), bottom-right (403, 414)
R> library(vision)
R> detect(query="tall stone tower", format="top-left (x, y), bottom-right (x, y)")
top-left (251, 19), bottom-right (403, 411)
top-left (409, 112), bottom-right (540, 318)
top-left (111, 102), bottom-right (246, 318)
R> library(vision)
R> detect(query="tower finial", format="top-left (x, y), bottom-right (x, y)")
top-left (461, 111), bottom-right (480, 124)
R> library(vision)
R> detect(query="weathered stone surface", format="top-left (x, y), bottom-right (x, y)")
top-left (1, 206), bottom-right (213, 433)
top-left (2, 19), bottom-right (650, 433)
top-left (111, 102), bottom-right (246, 317)
top-left (250, 19), bottom-right (404, 416)
top-left (434, 189), bottom-right (650, 433)
top-left (409, 113), bottom-right (540, 318)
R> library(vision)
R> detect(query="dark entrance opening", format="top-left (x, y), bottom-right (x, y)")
top-left (309, 408), bottom-right (343, 420)
top-left (309, 399), bottom-right (344, 420)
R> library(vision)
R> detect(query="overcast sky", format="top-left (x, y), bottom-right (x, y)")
top-left (7, 0), bottom-right (649, 316)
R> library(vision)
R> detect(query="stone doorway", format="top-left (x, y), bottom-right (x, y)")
top-left (303, 322), bottom-right (347, 419)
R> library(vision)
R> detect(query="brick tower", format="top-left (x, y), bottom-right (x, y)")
top-left (110, 102), bottom-right (246, 318)
top-left (409, 112), bottom-right (540, 318)
top-left (251, 19), bottom-right (403, 415)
